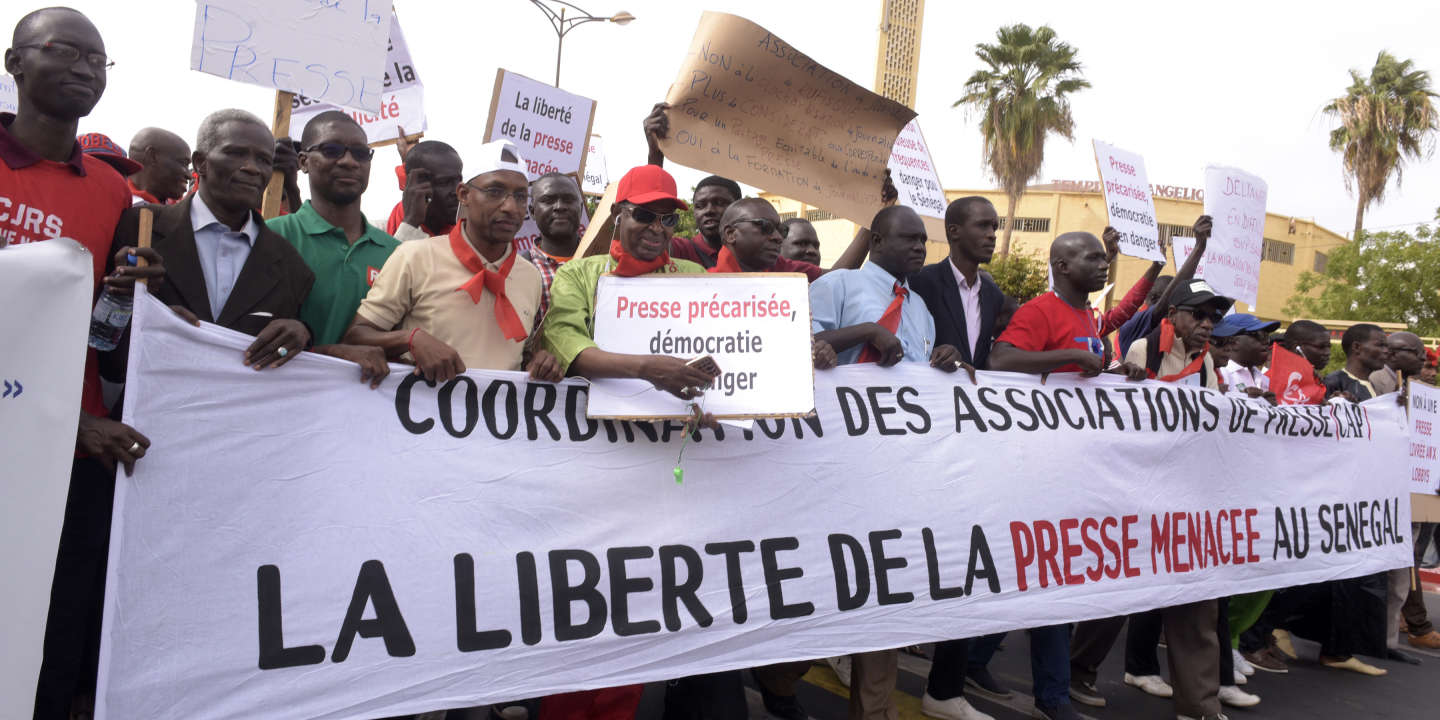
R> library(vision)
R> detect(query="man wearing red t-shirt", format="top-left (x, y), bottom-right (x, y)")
top-left (3, 8), bottom-right (166, 719)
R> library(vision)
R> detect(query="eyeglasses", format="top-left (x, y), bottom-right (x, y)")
top-left (625, 205), bottom-right (680, 228)
top-left (15, 41), bottom-right (113, 69)
top-left (466, 183), bottom-right (528, 206)
top-left (1178, 306), bottom-right (1224, 324)
top-left (726, 217), bottom-right (783, 236)
top-left (304, 142), bottom-right (374, 162)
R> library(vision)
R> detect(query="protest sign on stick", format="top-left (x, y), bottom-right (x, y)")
top-left (1409, 381), bottom-right (1440, 493)
top-left (659, 12), bottom-right (916, 226)
top-left (1202, 166), bottom-right (1267, 307)
top-left (582, 134), bottom-right (609, 196)
top-left (483, 69), bottom-right (596, 183)
top-left (1092, 140), bottom-right (1165, 262)
top-left (588, 274), bottom-right (814, 419)
top-left (259, 90), bottom-right (293, 219)
top-left (290, 11), bottom-right (426, 148)
top-left (888, 120), bottom-right (946, 220)
top-left (0, 240), bottom-right (92, 720)
top-left (189, 0), bottom-right (393, 112)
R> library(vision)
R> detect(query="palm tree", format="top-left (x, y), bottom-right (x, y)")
top-left (1325, 51), bottom-right (1439, 240)
top-left (955, 24), bottom-right (1090, 257)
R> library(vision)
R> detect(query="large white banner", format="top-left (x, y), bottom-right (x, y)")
top-left (190, 0), bottom-right (393, 112)
top-left (99, 293), bottom-right (1411, 720)
top-left (1093, 140), bottom-right (1165, 262)
top-left (290, 12), bottom-right (424, 146)
top-left (1202, 165), bottom-right (1267, 307)
top-left (1, 239), bottom-right (93, 720)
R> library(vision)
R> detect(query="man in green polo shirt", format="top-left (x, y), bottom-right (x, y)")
top-left (267, 111), bottom-right (393, 387)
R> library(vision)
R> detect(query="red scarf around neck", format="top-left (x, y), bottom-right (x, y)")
top-left (449, 222), bottom-right (528, 342)
top-left (711, 246), bottom-right (746, 273)
top-left (609, 237), bottom-right (671, 277)
top-left (127, 179), bottom-right (165, 205)
top-left (1152, 318), bottom-right (1209, 382)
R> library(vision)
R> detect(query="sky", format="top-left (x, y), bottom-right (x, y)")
top-left (5, 0), bottom-right (1439, 238)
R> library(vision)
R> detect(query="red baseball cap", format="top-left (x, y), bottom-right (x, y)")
top-left (78, 132), bottom-right (143, 176)
top-left (615, 164), bottom-right (688, 210)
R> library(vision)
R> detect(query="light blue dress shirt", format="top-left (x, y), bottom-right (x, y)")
top-left (809, 261), bottom-right (936, 365)
top-left (190, 195), bottom-right (259, 319)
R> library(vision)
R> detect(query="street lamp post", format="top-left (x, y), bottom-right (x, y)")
top-left (528, 0), bottom-right (635, 87)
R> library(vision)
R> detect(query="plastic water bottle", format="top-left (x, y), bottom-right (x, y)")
top-left (88, 286), bottom-right (133, 351)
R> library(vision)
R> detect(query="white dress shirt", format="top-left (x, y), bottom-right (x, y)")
top-left (949, 259), bottom-right (984, 359)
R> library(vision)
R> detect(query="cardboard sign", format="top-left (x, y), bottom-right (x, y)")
top-left (582, 134), bottom-right (609, 196)
top-left (588, 274), bottom-right (814, 419)
top-left (659, 12), bottom-right (916, 226)
top-left (483, 69), bottom-right (596, 182)
top-left (1093, 140), bottom-right (1165, 262)
top-left (1410, 382), bottom-right (1440, 493)
top-left (289, 11), bottom-right (424, 145)
top-left (189, 0), bottom-right (392, 112)
top-left (0, 240), bottom-right (92, 720)
top-left (887, 120), bottom-right (946, 219)
top-left (1202, 166), bottom-right (1267, 307)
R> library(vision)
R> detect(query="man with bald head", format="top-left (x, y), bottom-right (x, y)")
top-left (713, 197), bottom-right (822, 280)
top-left (5, 9), bottom-right (171, 719)
top-left (126, 126), bottom-right (190, 204)
top-left (1372, 331), bottom-right (1426, 395)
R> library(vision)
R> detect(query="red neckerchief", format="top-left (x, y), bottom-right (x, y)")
top-left (127, 180), bottom-right (164, 205)
top-left (449, 222), bottom-right (527, 341)
top-left (1154, 318), bottom-right (1208, 382)
top-left (609, 237), bottom-right (671, 277)
top-left (711, 246), bottom-right (746, 273)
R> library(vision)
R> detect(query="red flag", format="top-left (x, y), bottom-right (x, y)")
top-left (1267, 342), bottom-right (1325, 405)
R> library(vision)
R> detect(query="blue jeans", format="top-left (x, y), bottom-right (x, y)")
top-left (969, 625), bottom-right (1072, 708)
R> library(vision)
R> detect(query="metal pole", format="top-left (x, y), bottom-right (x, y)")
top-left (555, 7), bottom-right (565, 87)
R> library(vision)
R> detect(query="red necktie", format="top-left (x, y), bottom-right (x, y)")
top-left (449, 222), bottom-right (528, 342)
top-left (856, 282), bottom-right (907, 363)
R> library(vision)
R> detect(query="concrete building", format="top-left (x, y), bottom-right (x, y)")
top-left (761, 180), bottom-right (1350, 320)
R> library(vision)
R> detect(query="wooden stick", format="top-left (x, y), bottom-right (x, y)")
top-left (260, 90), bottom-right (295, 219)
top-left (135, 207), bottom-right (153, 284)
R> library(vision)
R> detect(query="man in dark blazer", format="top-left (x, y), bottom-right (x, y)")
top-left (909, 196), bottom-right (1005, 369)
top-left (113, 108), bottom-right (314, 369)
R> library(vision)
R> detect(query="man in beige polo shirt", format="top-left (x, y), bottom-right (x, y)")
top-left (344, 140), bottom-right (560, 382)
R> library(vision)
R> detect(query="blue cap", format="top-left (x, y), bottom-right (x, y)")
top-left (1213, 313), bottom-right (1281, 338)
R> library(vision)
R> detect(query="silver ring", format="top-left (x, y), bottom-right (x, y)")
top-left (277, 346), bottom-right (289, 358)
top-left (128, 441), bottom-right (141, 453)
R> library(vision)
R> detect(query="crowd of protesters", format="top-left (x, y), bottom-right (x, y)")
top-left (6, 7), bottom-right (1440, 720)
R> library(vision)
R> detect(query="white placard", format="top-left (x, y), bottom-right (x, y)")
top-left (582, 134), bottom-right (609, 196)
top-left (1202, 166), bottom-right (1267, 307)
top-left (0, 239), bottom-right (93, 720)
top-left (888, 120), bottom-right (946, 219)
top-left (189, 0), bottom-right (393, 112)
top-left (1173, 235), bottom-right (1207, 280)
top-left (289, 12), bottom-right (423, 145)
top-left (0, 73), bottom-right (17, 115)
top-left (588, 274), bottom-right (814, 418)
top-left (1410, 382), bottom-right (1440, 493)
top-left (1093, 140), bottom-right (1165, 262)
top-left (96, 293), bottom-right (1413, 720)
top-left (484, 69), bottom-right (596, 181)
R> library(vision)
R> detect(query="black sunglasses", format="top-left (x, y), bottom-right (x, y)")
top-left (305, 142), bottom-right (374, 162)
top-left (1177, 305), bottom-right (1225, 324)
top-left (727, 217), bottom-right (784, 237)
top-left (626, 205), bottom-right (680, 228)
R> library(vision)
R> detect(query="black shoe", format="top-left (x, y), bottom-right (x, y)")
top-left (965, 667), bottom-right (1014, 700)
top-left (755, 678), bottom-right (809, 720)
top-left (1387, 648), bottom-right (1423, 665)
top-left (1032, 703), bottom-right (1083, 720)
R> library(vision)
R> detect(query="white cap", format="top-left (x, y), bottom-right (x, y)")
top-left (468, 140), bottom-right (527, 180)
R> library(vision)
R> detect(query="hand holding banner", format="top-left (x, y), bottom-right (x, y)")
top-left (659, 12), bottom-right (916, 226)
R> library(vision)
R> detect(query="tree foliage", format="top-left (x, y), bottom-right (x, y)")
top-left (1324, 52), bottom-right (1439, 238)
top-left (983, 251), bottom-right (1050, 304)
top-left (1284, 225), bottom-right (1440, 336)
top-left (954, 24), bottom-right (1089, 257)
